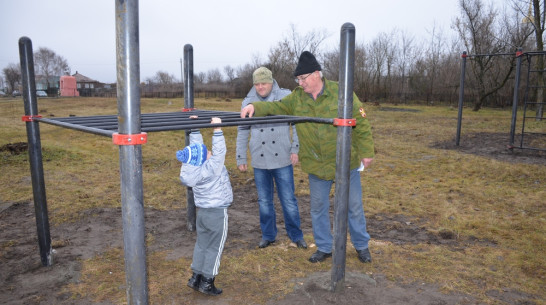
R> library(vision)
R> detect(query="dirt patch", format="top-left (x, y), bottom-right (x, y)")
top-left (0, 181), bottom-right (536, 304)
top-left (433, 132), bottom-right (546, 165)
top-left (273, 272), bottom-right (476, 305)
top-left (378, 107), bottom-right (422, 113)
top-left (0, 142), bottom-right (28, 155)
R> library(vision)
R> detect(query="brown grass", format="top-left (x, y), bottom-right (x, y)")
top-left (1, 97), bottom-right (545, 304)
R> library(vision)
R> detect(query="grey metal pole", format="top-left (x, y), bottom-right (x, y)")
top-left (183, 44), bottom-right (196, 231)
top-left (331, 22), bottom-right (355, 292)
top-left (456, 51), bottom-right (467, 146)
top-left (510, 48), bottom-right (523, 148)
top-left (115, 0), bottom-right (149, 304)
top-left (19, 36), bottom-right (52, 267)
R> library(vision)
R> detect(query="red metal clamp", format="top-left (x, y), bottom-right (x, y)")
top-left (182, 108), bottom-right (196, 112)
top-left (22, 115), bottom-right (43, 122)
top-left (333, 118), bottom-right (356, 126)
top-left (112, 132), bottom-right (147, 145)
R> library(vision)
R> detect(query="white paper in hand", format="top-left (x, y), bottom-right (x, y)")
top-left (357, 161), bottom-right (365, 171)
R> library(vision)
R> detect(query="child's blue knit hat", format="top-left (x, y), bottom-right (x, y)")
top-left (176, 143), bottom-right (207, 166)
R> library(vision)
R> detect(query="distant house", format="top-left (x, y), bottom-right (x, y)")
top-left (73, 71), bottom-right (104, 96)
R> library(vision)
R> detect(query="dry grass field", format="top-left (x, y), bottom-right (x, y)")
top-left (1, 96), bottom-right (545, 304)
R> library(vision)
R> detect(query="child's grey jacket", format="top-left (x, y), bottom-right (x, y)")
top-left (180, 130), bottom-right (232, 209)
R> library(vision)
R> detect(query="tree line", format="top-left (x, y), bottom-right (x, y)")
top-left (139, 0), bottom-right (546, 115)
top-left (3, 0), bottom-right (545, 116)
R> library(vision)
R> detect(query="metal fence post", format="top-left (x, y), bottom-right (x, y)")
top-left (19, 36), bottom-right (53, 267)
top-left (183, 44), bottom-right (196, 231)
top-left (456, 51), bottom-right (467, 146)
top-left (510, 48), bottom-right (523, 148)
top-left (331, 22), bottom-right (355, 292)
top-left (115, 0), bottom-right (149, 304)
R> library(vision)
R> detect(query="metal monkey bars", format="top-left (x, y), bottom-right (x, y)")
top-left (19, 1), bottom-right (360, 303)
top-left (33, 110), bottom-right (334, 137)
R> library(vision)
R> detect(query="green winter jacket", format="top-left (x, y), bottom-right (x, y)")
top-left (252, 78), bottom-right (374, 180)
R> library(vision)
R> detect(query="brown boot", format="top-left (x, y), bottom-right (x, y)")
top-left (198, 276), bottom-right (222, 296)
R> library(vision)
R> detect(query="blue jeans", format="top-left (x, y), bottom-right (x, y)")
top-left (254, 165), bottom-right (304, 242)
top-left (308, 169), bottom-right (370, 253)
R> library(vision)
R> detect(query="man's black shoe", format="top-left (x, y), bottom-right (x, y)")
top-left (258, 239), bottom-right (275, 248)
top-left (295, 239), bottom-right (308, 249)
top-left (356, 248), bottom-right (372, 263)
top-left (309, 250), bottom-right (332, 263)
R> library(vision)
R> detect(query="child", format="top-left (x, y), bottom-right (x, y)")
top-left (177, 117), bottom-right (232, 296)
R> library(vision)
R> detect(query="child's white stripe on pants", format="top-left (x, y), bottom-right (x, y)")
top-left (213, 209), bottom-right (228, 276)
top-left (191, 207), bottom-right (229, 278)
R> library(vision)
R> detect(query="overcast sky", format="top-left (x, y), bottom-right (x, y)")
top-left (1, 0), bottom-right (505, 84)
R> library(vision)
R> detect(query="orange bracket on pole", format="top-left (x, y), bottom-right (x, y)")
top-left (112, 132), bottom-right (147, 145)
top-left (22, 115), bottom-right (42, 122)
top-left (182, 108), bottom-right (196, 112)
top-left (333, 118), bottom-right (356, 126)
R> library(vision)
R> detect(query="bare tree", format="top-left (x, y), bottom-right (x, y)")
top-left (384, 30), bottom-right (398, 101)
top-left (153, 71), bottom-right (177, 84)
top-left (322, 41), bottom-right (372, 102)
top-left (206, 68), bottom-right (223, 84)
top-left (195, 72), bottom-right (206, 85)
top-left (321, 48), bottom-right (340, 80)
top-left (286, 23), bottom-right (329, 60)
top-left (454, 0), bottom-right (521, 111)
top-left (234, 62), bottom-right (260, 93)
top-left (394, 29), bottom-right (417, 103)
top-left (2, 63), bottom-right (21, 94)
top-left (224, 65), bottom-right (236, 84)
top-left (267, 24), bottom-right (330, 88)
top-left (424, 23), bottom-right (447, 104)
top-left (437, 37), bottom-right (466, 105)
top-left (367, 32), bottom-right (395, 100)
top-left (33, 47), bottom-right (70, 91)
top-left (142, 70), bottom-right (178, 93)
top-left (268, 41), bottom-right (296, 88)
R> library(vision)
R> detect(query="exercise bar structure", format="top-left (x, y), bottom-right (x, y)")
top-left (33, 110), bottom-right (333, 136)
top-left (457, 49), bottom-right (546, 152)
top-left (20, 1), bottom-right (359, 303)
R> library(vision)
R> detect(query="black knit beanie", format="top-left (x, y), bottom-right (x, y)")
top-left (294, 51), bottom-right (322, 76)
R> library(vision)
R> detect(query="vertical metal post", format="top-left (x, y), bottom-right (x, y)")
top-left (456, 51), bottom-right (467, 146)
top-left (510, 48), bottom-right (523, 148)
top-left (331, 23), bottom-right (355, 292)
top-left (115, 0), bottom-right (148, 304)
top-left (183, 44), bottom-right (196, 231)
top-left (184, 44), bottom-right (194, 105)
top-left (19, 36), bottom-right (52, 267)
top-left (180, 58), bottom-right (184, 85)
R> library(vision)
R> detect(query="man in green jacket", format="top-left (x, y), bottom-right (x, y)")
top-left (240, 51), bottom-right (375, 264)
